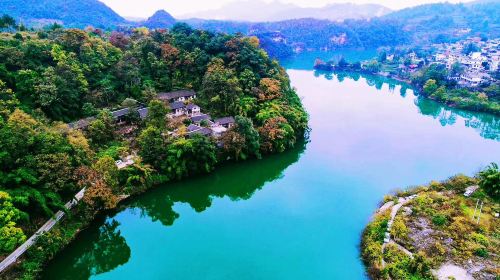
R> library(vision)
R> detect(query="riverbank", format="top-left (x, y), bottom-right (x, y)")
top-left (361, 166), bottom-right (499, 280)
top-left (0, 138), bottom-right (309, 280)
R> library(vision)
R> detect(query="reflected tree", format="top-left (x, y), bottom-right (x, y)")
top-left (131, 141), bottom-right (306, 222)
top-left (43, 219), bottom-right (131, 280)
top-left (314, 70), bottom-right (499, 141)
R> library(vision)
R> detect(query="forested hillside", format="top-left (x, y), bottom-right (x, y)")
top-left (382, 2), bottom-right (500, 43)
top-left (0, 0), bottom-right (127, 28)
top-left (1, 1), bottom-right (499, 59)
top-left (0, 21), bottom-right (307, 277)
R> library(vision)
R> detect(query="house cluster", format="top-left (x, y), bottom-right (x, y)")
top-left (157, 90), bottom-right (235, 138)
top-left (68, 89), bottom-right (235, 139)
top-left (431, 38), bottom-right (499, 87)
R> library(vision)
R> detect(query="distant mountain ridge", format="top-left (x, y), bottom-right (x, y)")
top-left (0, 0), bottom-right (127, 28)
top-left (142, 10), bottom-right (176, 29)
top-left (181, 1), bottom-right (391, 22)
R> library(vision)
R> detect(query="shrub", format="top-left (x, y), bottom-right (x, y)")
top-left (432, 214), bottom-right (447, 226)
top-left (474, 247), bottom-right (488, 257)
top-left (478, 163), bottom-right (499, 201)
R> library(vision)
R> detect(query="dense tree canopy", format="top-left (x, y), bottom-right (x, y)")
top-left (0, 20), bottom-right (308, 258)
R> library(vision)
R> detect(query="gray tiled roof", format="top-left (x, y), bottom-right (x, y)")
top-left (158, 90), bottom-right (196, 100)
top-left (186, 103), bottom-right (199, 110)
top-left (138, 108), bottom-right (149, 119)
top-left (191, 114), bottom-right (211, 123)
top-left (169, 101), bottom-right (185, 110)
top-left (68, 117), bottom-right (95, 129)
top-left (112, 108), bottom-right (130, 118)
top-left (215, 116), bottom-right (235, 125)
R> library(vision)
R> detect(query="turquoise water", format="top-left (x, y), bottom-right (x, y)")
top-left (42, 56), bottom-right (500, 280)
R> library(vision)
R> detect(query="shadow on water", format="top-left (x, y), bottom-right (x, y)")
top-left (314, 70), bottom-right (500, 141)
top-left (42, 142), bottom-right (307, 279)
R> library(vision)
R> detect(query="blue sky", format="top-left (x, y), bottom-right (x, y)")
top-left (100, 0), bottom-right (476, 18)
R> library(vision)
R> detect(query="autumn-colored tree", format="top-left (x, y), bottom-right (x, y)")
top-left (160, 43), bottom-right (180, 67)
top-left (75, 166), bottom-right (118, 210)
top-left (30, 153), bottom-right (74, 193)
top-left (221, 129), bottom-right (246, 160)
top-left (258, 116), bottom-right (295, 154)
top-left (257, 78), bottom-right (282, 101)
top-left (109, 32), bottom-right (130, 49)
top-left (93, 156), bottom-right (120, 192)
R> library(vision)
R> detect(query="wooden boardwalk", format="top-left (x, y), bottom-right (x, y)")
top-left (0, 188), bottom-right (86, 273)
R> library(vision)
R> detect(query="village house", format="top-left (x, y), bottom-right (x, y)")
top-left (430, 37), bottom-right (499, 88)
top-left (214, 117), bottom-right (235, 128)
top-left (158, 90), bottom-right (197, 103)
top-left (169, 101), bottom-right (186, 117)
top-left (186, 124), bottom-right (212, 137)
top-left (68, 105), bottom-right (150, 130)
top-left (186, 103), bottom-right (201, 116)
top-left (190, 114), bottom-right (212, 125)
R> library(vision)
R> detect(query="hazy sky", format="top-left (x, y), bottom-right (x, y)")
top-left (100, 0), bottom-right (476, 18)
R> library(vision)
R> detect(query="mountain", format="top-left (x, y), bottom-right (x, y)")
top-left (142, 10), bottom-right (176, 29)
top-left (181, 1), bottom-right (391, 22)
top-left (0, 0), bottom-right (127, 28)
top-left (381, 1), bottom-right (500, 42)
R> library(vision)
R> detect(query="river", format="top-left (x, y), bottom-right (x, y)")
top-left (42, 53), bottom-right (500, 280)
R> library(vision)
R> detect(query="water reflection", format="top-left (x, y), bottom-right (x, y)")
top-left (42, 143), bottom-right (306, 279)
top-left (131, 141), bottom-right (306, 224)
top-left (314, 70), bottom-right (499, 141)
top-left (44, 219), bottom-right (131, 280)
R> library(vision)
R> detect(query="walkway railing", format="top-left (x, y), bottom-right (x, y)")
top-left (0, 188), bottom-right (86, 273)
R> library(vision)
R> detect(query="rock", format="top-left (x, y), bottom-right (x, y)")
top-left (402, 207), bottom-right (413, 216)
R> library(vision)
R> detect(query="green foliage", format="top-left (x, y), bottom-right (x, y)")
top-left (0, 23), bottom-right (308, 279)
top-left (431, 214), bottom-right (448, 226)
top-left (137, 126), bottom-right (166, 169)
top-left (86, 110), bottom-right (115, 147)
top-left (146, 99), bottom-right (169, 129)
top-left (363, 168), bottom-right (500, 279)
top-left (162, 135), bottom-right (218, 180)
top-left (474, 247), bottom-right (488, 257)
top-left (478, 163), bottom-right (499, 201)
top-left (0, 191), bottom-right (26, 253)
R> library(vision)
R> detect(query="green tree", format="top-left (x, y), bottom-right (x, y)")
top-left (137, 126), bottom-right (167, 169)
top-left (201, 58), bottom-right (243, 116)
top-left (0, 191), bottom-right (26, 253)
top-left (423, 79), bottom-right (438, 96)
top-left (93, 156), bottom-right (120, 192)
top-left (146, 99), bottom-right (169, 129)
top-left (87, 110), bottom-right (115, 146)
top-left (478, 163), bottom-right (499, 200)
top-left (0, 79), bottom-right (19, 118)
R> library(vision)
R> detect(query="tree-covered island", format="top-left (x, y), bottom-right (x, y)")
top-left (0, 16), bottom-right (308, 278)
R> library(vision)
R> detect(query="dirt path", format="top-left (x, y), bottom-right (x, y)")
top-left (380, 195), bottom-right (417, 268)
top-left (434, 263), bottom-right (475, 280)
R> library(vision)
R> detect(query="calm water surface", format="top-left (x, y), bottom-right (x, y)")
top-left (43, 54), bottom-right (500, 280)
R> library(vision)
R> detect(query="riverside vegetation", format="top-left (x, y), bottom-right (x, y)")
top-left (361, 163), bottom-right (499, 280)
top-left (314, 54), bottom-right (500, 116)
top-left (0, 17), bottom-right (308, 279)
